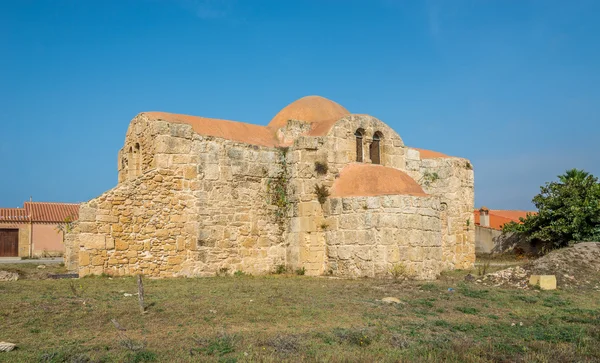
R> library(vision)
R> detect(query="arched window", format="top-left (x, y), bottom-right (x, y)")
top-left (355, 129), bottom-right (365, 162)
top-left (370, 131), bottom-right (383, 164)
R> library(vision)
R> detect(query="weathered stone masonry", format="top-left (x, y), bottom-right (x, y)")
top-left (66, 96), bottom-right (475, 279)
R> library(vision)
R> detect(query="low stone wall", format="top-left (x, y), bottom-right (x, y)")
top-left (324, 195), bottom-right (443, 280)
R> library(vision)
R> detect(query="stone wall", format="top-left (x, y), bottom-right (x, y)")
top-left (67, 112), bottom-right (474, 279)
top-left (323, 195), bottom-right (443, 279)
top-left (71, 117), bottom-right (287, 277)
top-left (405, 149), bottom-right (475, 270)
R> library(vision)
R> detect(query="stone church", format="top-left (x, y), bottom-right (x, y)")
top-left (65, 96), bottom-right (475, 279)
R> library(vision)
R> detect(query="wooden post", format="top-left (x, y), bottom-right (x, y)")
top-left (137, 275), bottom-right (145, 314)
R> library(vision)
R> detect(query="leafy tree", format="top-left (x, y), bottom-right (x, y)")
top-left (503, 169), bottom-right (600, 248)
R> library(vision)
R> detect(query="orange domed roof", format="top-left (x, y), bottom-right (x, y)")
top-left (268, 96), bottom-right (350, 130)
top-left (330, 164), bottom-right (427, 198)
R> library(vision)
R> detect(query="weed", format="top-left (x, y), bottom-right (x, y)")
top-left (477, 261), bottom-right (490, 276)
top-left (295, 267), bottom-right (306, 276)
top-left (459, 285), bottom-right (489, 299)
top-left (389, 263), bottom-right (411, 281)
top-left (274, 265), bottom-right (287, 275)
top-left (233, 270), bottom-right (247, 277)
top-left (333, 328), bottom-right (374, 347)
top-left (420, 283), bottom-right (438, 292)
top-left (314, 184), bottom-right (330, 204)
top-left (542, 295), bottom-right (570, 307)
top-left (126, 350), bottom-right (157, 363)
top-left (465, 161), bottom-right (473, 170)
top-left (216, 267), bottom-right (229, 277)
top-left (319, 222), bottom-right (329, 230)
top-left (264, 334), bottom-right (301, 355)
top-left (513, 294), bottom-right (539, 304)
top-left (420, 171), bottom-right (439, 187)
top-left (195, 334), bottom-right (236, 356)
top-left (314, 161), bottom-right (329, 175)
top-left (456, 306), bottom-right (480, 315)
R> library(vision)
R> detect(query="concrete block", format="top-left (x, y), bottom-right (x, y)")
top-left (529, 275), bottom-right (557, 290)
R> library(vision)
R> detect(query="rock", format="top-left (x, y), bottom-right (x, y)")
top-left (0, 271), bottom-right (18, 282)
top-left (381, 297), bottom-right (401, 304)
top-left (123, 293), bottom-right (133, 297)
top-left (37, 265), bottom-right (46, 269)
top-left (0, 342), bottom-right (16, 352)
top-left (464, 274), bottom-right (475, 282)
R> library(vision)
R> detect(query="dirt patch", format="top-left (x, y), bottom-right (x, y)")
top-left (479, 242), bottom-right (600, 290)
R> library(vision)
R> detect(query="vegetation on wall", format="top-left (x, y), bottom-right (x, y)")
top-left (503, 169), bottom-right (600, 249)
top-left (314, 184), bottom-right (330, 204)
top-left (267, 148), bottom-right (290, 222)
top-left (314, 161), bottom-right (329, 175)
top-left (420, 171), bottom-right (440, 187)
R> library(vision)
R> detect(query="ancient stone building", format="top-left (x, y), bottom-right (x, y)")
top-left (65, 96), bottom-right (475, 279)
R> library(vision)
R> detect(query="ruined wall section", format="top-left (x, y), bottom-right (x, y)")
top-left (323, 195), bottom-right (443, 279)
top-left (71, 119), bottom-right (287, 277)
top-left (180, 136), bottom-right (286, 276)
top-left (405, 149), bottom-right (475, 270)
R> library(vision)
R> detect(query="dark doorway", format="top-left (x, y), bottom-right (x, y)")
top-left (0, 229), bottom-right (19, 257)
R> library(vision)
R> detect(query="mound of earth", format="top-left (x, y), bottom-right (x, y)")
top-left (480, 242), bottom-right (600, 289)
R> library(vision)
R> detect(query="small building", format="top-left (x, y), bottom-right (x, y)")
top-left (474, 207), bottom-right (536, 254)
top-left (67, 96), bottom-right (475, 279)
top-left (0, 202), bottom-right (79, 258)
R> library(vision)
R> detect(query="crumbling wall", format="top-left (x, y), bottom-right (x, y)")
top-left (405, 149), bottom-right (475, 270)
top-left (69, 119), bottom-right (286, 277)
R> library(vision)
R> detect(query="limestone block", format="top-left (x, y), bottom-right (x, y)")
top-left (170, 123), bottom-right (193, 139)
top-left (529, 275), bottom-right (557, 290)
top-left (106, 237), bottom-right (115, 249)
top-left (79, 205), bottom-right (96, 222)
top-left (80, 234), bottom-right (106, 249)
top-left (337, 246), bottom-right (353, 260)
top-left (96, 215), bottom-right (119, 223)
top-left (155, 135), bottom-right (192, 154)
top-left (79, 251), bottom-right (91, 266)
top-left (406, 148), bottom-right (420, 161)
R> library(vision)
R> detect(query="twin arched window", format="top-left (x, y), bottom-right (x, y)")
top-left (355, 130), bottom-right (382, 164)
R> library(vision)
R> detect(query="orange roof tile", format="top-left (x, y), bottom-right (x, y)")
top-left (0, 208), bottom-right (29, 222)
top-left (143, 112), bottom-right (280, 147)
top-left (331, 163), bottom-right (427, 198)
top-left (474, 209), bottom-right (536, 230)
top-left (0, 202), bottom-right (79, 223)
top-left (412, 148), bottom-right (451, 159)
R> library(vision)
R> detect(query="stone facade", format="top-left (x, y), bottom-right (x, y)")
top-left (66, 96), bottom-right (475, 279)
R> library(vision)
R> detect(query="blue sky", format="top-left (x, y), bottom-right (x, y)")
top-left (1, 0), bottom-right (598, 210)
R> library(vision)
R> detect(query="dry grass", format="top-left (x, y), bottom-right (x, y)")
top-left (0, 263), bottom-right (599, 362)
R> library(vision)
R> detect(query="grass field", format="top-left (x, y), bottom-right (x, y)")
top-left (0, 263), bottom-right (599, 362)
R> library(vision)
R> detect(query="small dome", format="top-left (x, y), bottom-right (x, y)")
top-left (330, 164), bottom-right (427, 198)
top-left (268, 96), bottom-right (350, 129)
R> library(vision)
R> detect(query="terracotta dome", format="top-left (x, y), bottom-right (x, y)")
top-left (330, 164), bottom-right (427, 198)
top-left (268, 96), bottom-right (350, 130)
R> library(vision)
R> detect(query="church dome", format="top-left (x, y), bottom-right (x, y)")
top-left (268, 96), bottom-right (350, 129)
top-left (331, 164), bottom-right (427, 198)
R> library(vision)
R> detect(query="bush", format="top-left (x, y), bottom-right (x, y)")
top-left (503, 169), bottom-right (600, 249)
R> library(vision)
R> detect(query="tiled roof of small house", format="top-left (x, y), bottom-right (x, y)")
top-left (474, 209), bottom-right (536, 230)
top-left (0, 202), bottom-right (79, 223)
top-left (331, 163), bottom-right (428, 198)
